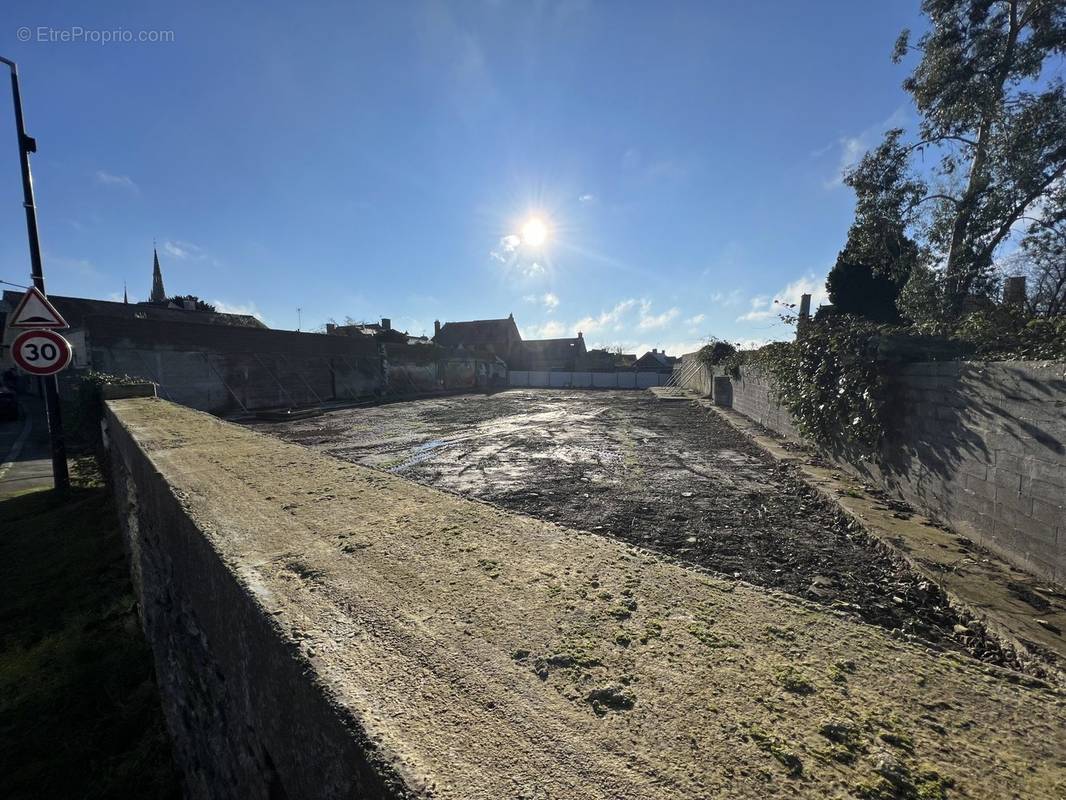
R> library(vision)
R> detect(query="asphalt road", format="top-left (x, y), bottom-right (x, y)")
top-left (0, 394), bottom-right (54, 498)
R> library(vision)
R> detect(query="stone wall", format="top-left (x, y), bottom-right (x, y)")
top-left (105, 401), bottom-right (406, 799)
top-left (85, 317), bottom-right (383, 413)
top-left (677, 357), bottom-right (1066, 584)
top-left (103, 396), bottom-right (1066, 798)
top-left (51, 317), bottom-right (491, 414)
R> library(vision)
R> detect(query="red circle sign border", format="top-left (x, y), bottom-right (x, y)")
top-left (12, 329), bottom-right (73, 376)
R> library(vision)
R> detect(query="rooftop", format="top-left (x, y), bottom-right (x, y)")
top-left (1, 291), bottom-right (267, 330)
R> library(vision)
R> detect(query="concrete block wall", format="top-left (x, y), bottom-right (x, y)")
top-left (727, 367), bottom-right (805, 443)
top-left (678, 358), bottom-right (1066, 584)
top-left (507, 370), bottom-right (670, 389)
top-left (676, 354), bottom-right (714, 397)
top-left (867, 361), bottom-right (1066, 584)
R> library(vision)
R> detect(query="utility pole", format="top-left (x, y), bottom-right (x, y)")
top-left (1, 56), bottom-right (69, 493)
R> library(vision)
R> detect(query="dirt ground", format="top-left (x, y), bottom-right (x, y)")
top-left (253, 389), bottom-right (1018, 666)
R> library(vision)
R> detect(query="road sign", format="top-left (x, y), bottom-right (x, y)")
top-left (12, 329), bottom-right (73, 376)
top-left (8, 286), bottom-right (68, 329)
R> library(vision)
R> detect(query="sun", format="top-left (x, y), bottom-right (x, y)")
top-left (521, 216), bottom-right (549, 248)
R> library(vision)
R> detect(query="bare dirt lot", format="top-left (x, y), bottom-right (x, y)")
top-left (253, 389), bottom-right (1015, 666)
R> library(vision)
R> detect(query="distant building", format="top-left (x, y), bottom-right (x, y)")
top-left (325, 318), bottom-right (426, 345)
top-left (432, 314), bottom-right (525, 366)
top-left (634, 349), bottom-right (678, 370)
top-left (1, 247), bottom-right (266, 374)
top-left (584, 348), bottom-right (636, 370)
top-left (1, 291), bottom-right (266, 332)
top-left (522, 333), bottom-right (587, 371)
top-left (149, 247), bottom-right (167, 303)
top-left (432, 314), bottom-right (590, 370)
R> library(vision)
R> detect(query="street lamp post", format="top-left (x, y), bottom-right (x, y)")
top-left (1, 55), bottom-right (70, 494)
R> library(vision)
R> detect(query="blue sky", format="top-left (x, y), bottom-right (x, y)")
top-left (0, 1), bottom-right (926, 354)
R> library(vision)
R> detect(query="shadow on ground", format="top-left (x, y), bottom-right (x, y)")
top-left (0, 467), bottom-right (179, 800)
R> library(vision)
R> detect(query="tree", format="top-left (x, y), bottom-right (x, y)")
top-left (840, 129), bottom-right (924, 286)
top-left (697, 339), bottom-right (737, 365)
top-left (827, 130), bottom-right (924, 322)
top-left (891, 0), bottom-right (1066, 315)
top-left (826, 258), bottom-right (906, 322)
top-left (1018, 215), bottom-right (1066, 316)
top-left (166, 294), bottom-right (216, 312)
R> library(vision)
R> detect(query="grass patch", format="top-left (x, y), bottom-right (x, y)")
top-left (774, 665), bottom-right (817, 695)
top-left (745, 724), bottom-right (804, 777)
top-left (0, 470), bottom-right (179, 800)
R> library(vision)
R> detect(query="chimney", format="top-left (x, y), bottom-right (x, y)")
top-left (1004, 276), bottom-right (1026, 307)
top-left (381, 317), bottom-right (391, 330)
top-left (326, 323), bottom-right (336, 334)
top-left (434, 320), bottom-right (441, 337)
top-left (652, 348), bottom-right (658, 354)
top-left (796, 292), bottom-right (813, 338)
top-left (577, 331), bottom-right (583, 339)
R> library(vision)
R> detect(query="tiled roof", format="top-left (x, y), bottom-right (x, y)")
top-left (1, 291), bottom-right (267, 329)
top-left (433, 318), bottom-right (519, 347)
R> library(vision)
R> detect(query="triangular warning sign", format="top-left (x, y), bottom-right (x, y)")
top-left (8, 286), bottom-right (69, 329)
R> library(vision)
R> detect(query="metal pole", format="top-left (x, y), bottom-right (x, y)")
top-left (1, 56), bottom-right (69, 493)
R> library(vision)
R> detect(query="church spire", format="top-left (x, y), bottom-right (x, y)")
top-left (123, 281), bottom-right (128, 304)
top-left (149, 246), bottom-right (167, 303)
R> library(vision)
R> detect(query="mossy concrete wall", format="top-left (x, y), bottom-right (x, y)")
top-left (104, 397), bottom-right (1066, 799)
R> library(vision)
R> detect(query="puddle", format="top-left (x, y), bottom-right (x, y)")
top-left (389, 439), bottom-right (453, 472)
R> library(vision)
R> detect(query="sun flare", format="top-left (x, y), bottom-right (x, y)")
top-left (521, 216), bottom-right (549, 247)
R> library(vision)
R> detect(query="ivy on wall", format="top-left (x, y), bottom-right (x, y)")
top-left (721, 310), bottom-right (1065, 451)
top-left (734, 320), bottom-right (891, 449)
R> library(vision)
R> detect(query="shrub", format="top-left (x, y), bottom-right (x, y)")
top-left (826, 260), bottom-right (903, 323)
top-left (68, 371), bottom-right (152, 473)
top-left (696, 339), bottom-right (737, 366)
top-left (732, 319), bottom-right (891, 449)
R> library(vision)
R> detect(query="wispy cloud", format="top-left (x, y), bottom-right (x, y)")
top-left (162, 239), bottom-right (205, 260)
top-left (490, 234), bottom-right (521, 263)
top-left (710, 288), bottom-right (743, 307)
top-left (524, 320), bottom-right (568, 339)
top-left (414, 2), bottom-right (496, 122)
top-left (523, 292), bottom-right (560, 311)
top-left (737, 273), bottom-right (828, 322)
top-left (490, 233), bottom-right (548, 278)
top-left (210, 299), bottom-right (266, 322)
top-left (95, 170), bottom-right (138, 192)
top-left (637, 305), bottom-right (680, 330)
top-left (574, 298), bottom-right (639, 336)
top-left (819, 106), bottom-right (908, 189)
top-left (685, 313), bottom-right (705, 326)
top-left (578, 193), bottom-right (597, 205)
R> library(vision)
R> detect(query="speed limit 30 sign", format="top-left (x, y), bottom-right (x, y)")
top-left (12, 329), bottom-right (73, 376)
